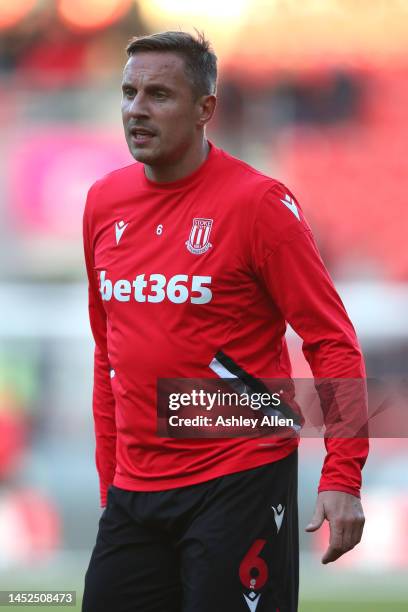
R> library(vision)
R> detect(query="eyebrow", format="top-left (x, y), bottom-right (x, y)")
top-left (121, 82), bottom-right (174, 93)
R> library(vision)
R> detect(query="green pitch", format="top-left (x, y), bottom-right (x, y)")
top-left (300, 602), bottom-right (407, 612)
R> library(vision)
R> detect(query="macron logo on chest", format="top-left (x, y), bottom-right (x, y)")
top-left (115, 220), bottom-right (129, 245)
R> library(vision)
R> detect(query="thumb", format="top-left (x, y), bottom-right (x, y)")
top-left (305, 501), bottom-right (325, 532)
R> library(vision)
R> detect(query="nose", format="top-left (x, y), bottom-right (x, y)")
top-left (127, 92), bottom-right (150, 118)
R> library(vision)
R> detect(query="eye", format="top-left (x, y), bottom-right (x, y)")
top-left (123, 87), bottom-right (135, 98)
top-left (153, 91), bottom-right (168, 100)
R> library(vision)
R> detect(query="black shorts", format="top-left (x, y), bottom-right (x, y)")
top-left (82, 450), bottom-right (298, 612)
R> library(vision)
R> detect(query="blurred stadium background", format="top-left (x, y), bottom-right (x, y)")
top-left (0, 0), bottom-right (407, 610)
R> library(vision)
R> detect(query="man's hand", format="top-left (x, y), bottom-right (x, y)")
top-left (305, 491), bottom-right (365, 564)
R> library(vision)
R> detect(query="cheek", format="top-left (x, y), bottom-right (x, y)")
top-left (162, 107), bottom-right (195, 134)
top-left (121, 104), bottom-right (130, 122)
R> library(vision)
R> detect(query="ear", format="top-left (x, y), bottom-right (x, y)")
top-left (196, 94), bottom-right (217, 127)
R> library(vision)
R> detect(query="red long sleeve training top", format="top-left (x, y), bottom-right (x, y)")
top-left (83, 141), bottom-right (368, 507)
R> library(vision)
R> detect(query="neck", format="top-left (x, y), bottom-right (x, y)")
top-left (144, 138), bottom-right (210, 184)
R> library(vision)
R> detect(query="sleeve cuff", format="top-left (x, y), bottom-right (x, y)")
top-left (318, 484), bottom-right (361, 498)
top-left (100, 484), bottom-right (110, 508)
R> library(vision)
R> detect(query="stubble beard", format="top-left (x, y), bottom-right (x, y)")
top-left (129, 141), bottom-right (160, 164)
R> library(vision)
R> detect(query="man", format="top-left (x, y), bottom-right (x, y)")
top-left (82, 31), bottom-right (367, 612)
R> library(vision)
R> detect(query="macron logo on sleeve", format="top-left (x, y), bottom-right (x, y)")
top-left (280, 194), bottom-right (300, 221)
top-left (115, 220), bottom-right (129, 245)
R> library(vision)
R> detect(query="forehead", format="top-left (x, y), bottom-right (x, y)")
top-left (122, 52), bottom-right (188, 86)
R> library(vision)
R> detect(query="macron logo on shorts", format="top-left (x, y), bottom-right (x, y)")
top-left (243, 592), bottom-right (262, 612)
top-left (271, 504), bottom-right (285, 532)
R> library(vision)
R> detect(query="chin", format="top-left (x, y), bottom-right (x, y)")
top-left (131, 146), bottom-right (171, 168)
top-left (130, 147), bottom-right (156, 164)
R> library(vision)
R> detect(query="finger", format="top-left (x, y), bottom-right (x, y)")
top-left (343, 513), bottom-right (365, 552)
top-left (324, 515), bottom-right (366, 563)
top-left (351, 515), bottom-right (365, 547)
top-left (322, 521), bottom-right (344, 564)
top-left (322, 545), bottom-right (344, 564)
top-left (305, 501), bottom-right (325, 532)
top-left (341, 521), bottom-right (355, 552)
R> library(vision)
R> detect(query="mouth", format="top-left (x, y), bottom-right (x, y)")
top-left (129, 127), bottom-right (156, 145)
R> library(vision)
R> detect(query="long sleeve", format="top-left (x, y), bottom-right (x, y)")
top-left (83, 183), bottom-right (117, 507)
top-left (252, 183), bottom-right (369, 497)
